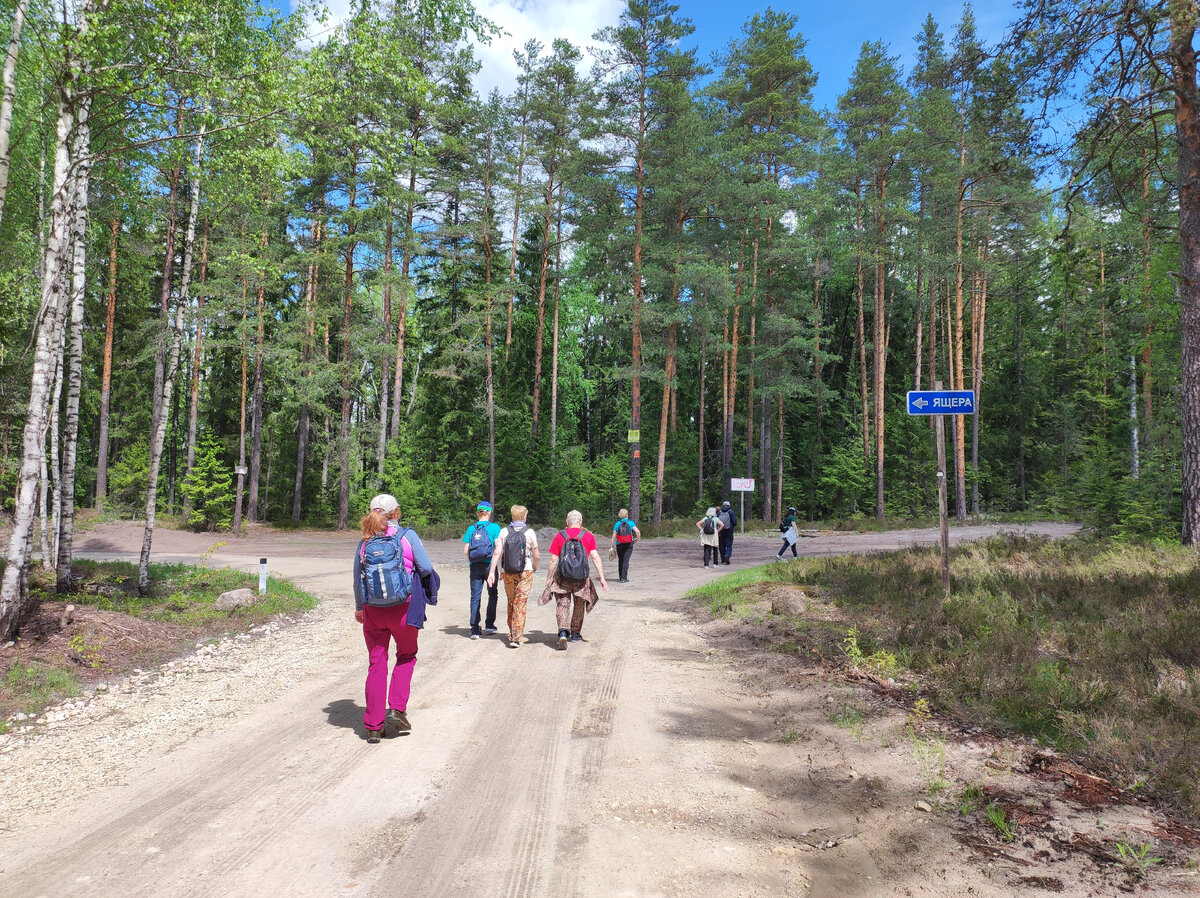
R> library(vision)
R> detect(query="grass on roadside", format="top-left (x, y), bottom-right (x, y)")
top-left (1, 560), bottom-right (319, 725)
top-left (686, 534), bottom-right (1200, 817)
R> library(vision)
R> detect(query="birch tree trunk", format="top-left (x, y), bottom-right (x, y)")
top-left (56, 95), bottom-right (92, 591)
top-left (184, 219), bottom-right (209, 481)
top-left (0, 70), bottom-right (80, 638)
top-left (137, 120), bottom-right (205, 592)
top-left (0, 0), bottom-right (30, 228)
top-left (39, 347), bottom-right (61, 570)
top-left (137, 285), bottom-right (186, 595)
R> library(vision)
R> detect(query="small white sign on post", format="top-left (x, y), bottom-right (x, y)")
top-left (730, 478), bottom-right (754, 534)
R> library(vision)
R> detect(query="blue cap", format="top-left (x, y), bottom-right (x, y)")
top-left (477, 500), bottom-right (493, 512)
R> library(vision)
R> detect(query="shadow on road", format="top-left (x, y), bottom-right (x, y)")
top-left (322, 698), bottom-right (362, 732)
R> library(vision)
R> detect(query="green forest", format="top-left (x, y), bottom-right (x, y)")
top-left (2, 0), bottom-right (1198, 632)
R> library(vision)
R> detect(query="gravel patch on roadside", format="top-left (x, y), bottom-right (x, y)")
top-left (0, 594), bottom-right (348, 834)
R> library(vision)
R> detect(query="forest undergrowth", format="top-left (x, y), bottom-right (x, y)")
top-left (688, 535), bottom-right (1200, 819)
top-left (0, 561), bottom-right (319, 730)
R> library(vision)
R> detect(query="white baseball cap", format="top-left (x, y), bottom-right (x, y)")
top-left (370, 494), bottom-right (399, 514)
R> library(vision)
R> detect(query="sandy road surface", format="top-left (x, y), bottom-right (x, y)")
top-left (0, 521), bottom-right (1081, 898)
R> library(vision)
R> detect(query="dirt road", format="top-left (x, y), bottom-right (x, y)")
top-left (0, 522), bottom-right (1092, 897)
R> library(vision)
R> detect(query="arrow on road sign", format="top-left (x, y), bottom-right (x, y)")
top-left (907, 390), bottom-right (976, 415)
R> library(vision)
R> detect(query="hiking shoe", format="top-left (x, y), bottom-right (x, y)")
top-left (570, 632), bottom-right (583, 643)
top-left (484, 626), bottom-right (498, 634)
top-left (366, 729), bottom-right (382, 744)
top-left (386, 709), bottom-right (411, 732)
top-left (557, 630), bottom-right (569, 651)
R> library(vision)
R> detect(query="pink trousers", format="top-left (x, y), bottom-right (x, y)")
top-left (362, 603), bottom-right (419, 730)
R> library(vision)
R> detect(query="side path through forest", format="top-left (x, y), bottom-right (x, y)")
top-left (0, 522), bottom-right (1104, 897)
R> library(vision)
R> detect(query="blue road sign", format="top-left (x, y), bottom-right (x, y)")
top-left (907, 390), bottom-right (976, 415)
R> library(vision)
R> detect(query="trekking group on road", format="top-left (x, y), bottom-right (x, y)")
top-left (350, 493), bottom-right (791, 743)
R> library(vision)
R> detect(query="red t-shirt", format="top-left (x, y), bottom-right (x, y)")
top-left (549, 527), bottom-right (597, 556)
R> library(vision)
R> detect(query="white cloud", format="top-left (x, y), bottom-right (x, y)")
top-left (293, 0), bottom-right (625, 96)
top-left (471, 0), bottom-right (625, 95)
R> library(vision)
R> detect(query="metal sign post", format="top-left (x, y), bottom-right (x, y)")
top-left (730, 478), bottom-right (754, 533)
top-left (908, 384), bottom-right (975, 593)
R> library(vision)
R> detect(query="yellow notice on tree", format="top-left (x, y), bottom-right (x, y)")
top-left (627, 429), bottom-right (640, 442)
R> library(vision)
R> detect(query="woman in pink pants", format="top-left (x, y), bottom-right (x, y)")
top-left (352, 494), bottom-right (436, 743)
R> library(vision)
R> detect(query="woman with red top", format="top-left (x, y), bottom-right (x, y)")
top-left (539, 509), bottom-right (609, 649)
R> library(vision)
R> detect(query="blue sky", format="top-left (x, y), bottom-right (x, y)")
top-left (295, 0), bottom-right (1017, 108)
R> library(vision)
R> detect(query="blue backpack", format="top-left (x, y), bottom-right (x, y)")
top-left (360, 530), bottom-right (413, 607)
top-left (467, 521), bottom-right (495, 562)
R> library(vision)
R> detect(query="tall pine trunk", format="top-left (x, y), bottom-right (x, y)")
top-left (952, 173), bottom-right (969, 521)
top-left (549, 199), bottom-right (563, 450)
top-left (247, 225), bottom-right (267, 522)
top-left (873, 172), bottom-right (888, 520)
top-left (337, 168), bottom-right (359, 531)
top-left (530, 172), bottom-right (555, 445)
top-left (233, 272), bottom-right (249, 533)
top-left (293, 208), bottom-right (321, 521)
top-left (376, 205), bottom-right (393, 480)
top-left (1171, 10), bottom-right (1200, 544)
top-left (95, 214), bottom-right (118, 511)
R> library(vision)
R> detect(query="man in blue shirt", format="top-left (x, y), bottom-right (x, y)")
top-left (462, 501), bottom-right (502, 638)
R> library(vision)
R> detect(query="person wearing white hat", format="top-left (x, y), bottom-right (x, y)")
top-left (352, 494), bottom-right (435, 743)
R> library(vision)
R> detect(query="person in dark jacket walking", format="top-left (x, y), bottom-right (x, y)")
top-left (776, 506), bottom-right (799, 560)
top-left (717, 500), bottom-right (736, 564)
top-left (352, 494), bottom-right (436, 743)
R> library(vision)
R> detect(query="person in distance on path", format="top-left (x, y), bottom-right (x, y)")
top-left (717, 500), bottom-right (737, 564)
top-left (539, 510), bottom-right (608, 650)
top-left (462, 500), bottom-right (501, 639)
top-left (776, 506), bottom-right (799, 560)
top-left (610, 508), bottom-right (641, 583)
top-left (697, 507), bottom-right (724, 568)
top-left (352, 494), bottom-right (438, 743)
top-left (486, 504), bottom-right (540, 648)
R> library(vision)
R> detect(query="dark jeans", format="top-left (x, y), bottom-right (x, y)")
top-left (469, 561), bottom-right (498, 633)
top-left (777, 537), bottom-right (798, 558)
top-left (615, 542), bottom-right (633, 580)
top-left (718, 529), bottom-right (733, 563)
top-left (703, 544), bottom-right (720, 566)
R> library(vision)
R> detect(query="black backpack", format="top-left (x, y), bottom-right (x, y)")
top-left (557, 530), bottom-right (590, 581)
top-left (616, 519), bottom-right (633, 543)
top-left (501, 523), bottom-right (527, 573)
top-left (702, 516), bottom-right (716, 535)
